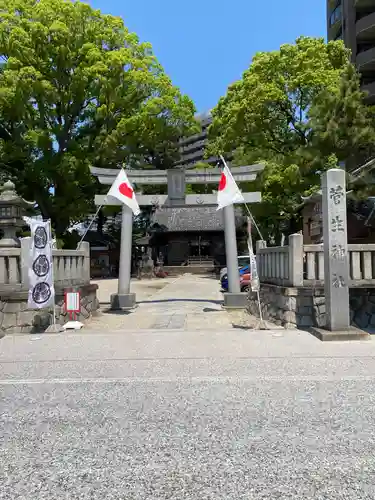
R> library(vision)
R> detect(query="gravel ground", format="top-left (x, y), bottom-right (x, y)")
top-left (2, 379), bottom-right (375, 499)
top-left (2, 328), bottom-right (375, 499)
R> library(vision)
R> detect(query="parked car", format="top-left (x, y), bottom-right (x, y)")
top-left (219, 256), bottom-right (251, 281)
top-left (221, 265), bottom-right (250, 292)
top-left (240, 273), bottom-right (251, 293)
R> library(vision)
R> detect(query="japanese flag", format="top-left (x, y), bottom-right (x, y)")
top-left (106, 168), bottom-right (141, 216)
top-left (216, 158), bottom-right (245, 211)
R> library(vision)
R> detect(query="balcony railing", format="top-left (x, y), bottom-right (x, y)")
top-left (357, 46), bottom-right (375, 68)
top-left (356, 11), bottom-right (375, 41)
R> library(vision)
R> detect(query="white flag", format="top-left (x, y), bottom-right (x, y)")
top-left (25, 218), bottom-right (55, 309)
top-left (216, 157), bottom-right (245, 211)
top-left (247, 217), bottom-right (260, 293)
top-left (106, 168), bottom-right (141, 216)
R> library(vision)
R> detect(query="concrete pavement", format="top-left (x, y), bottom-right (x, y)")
top-left (89, 274), bottom-right (235, 331)
top-left (2, 327), bottom-right (375, 499)
top-left (2, 274), bottom-right (375, 499)
top-left (92, 276), bottom-right (174, 304)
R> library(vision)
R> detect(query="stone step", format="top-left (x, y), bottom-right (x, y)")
top-left (164, 266), bottom-right (216, 276)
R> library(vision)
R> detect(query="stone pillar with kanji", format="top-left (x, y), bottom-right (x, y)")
top-left (322, 168), bottom-right (350, 331)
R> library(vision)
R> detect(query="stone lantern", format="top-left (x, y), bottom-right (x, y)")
top-left (0, 180), bottom-right (35, 248)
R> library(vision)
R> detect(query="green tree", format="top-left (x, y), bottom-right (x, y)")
top-left (309, 63), bottom-right (375, 170)
top-left (0, 0), bottom-right (196, 240)
top-left (207, 37), bottom-right (375, 241)
top-left (208, 37), bottom-right (350, 161)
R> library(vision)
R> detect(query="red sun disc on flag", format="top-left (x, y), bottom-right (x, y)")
top-left (218, 173), bottom-right (227, 191)
top-left (119, 182), bottom-right (133, 198)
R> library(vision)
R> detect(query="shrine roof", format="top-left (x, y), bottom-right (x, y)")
top-left (151, 205), bottom-right (244, 232)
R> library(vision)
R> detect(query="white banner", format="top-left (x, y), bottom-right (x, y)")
top-left (25, 218), bottom-right (55, 309)
top-left (247, 217), bottom-right (260, 293)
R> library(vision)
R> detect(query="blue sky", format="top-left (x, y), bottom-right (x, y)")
top-left (89, 0), bottom-right (327, 113)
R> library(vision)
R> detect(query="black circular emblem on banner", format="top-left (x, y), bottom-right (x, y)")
top-left (32, 255), bottom-right (50, 277)
top-left (34, 226), bottom-right (48, 249)
top-left (32, 282), bottom-right (51, 304)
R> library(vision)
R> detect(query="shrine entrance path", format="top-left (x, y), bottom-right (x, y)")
top-left (87, 274), bottom-right (236, 331)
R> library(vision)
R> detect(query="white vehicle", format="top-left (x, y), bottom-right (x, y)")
top-left (219, 255), bottom-right (252, 281)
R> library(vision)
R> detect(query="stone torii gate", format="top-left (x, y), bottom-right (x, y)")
top-left (91, 165), bottom-right (264, 310)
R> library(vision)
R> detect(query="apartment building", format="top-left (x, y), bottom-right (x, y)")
top-left (174, 111), bottom-right (222, 168)
top-left (327, 0), bottom-right (375, 102)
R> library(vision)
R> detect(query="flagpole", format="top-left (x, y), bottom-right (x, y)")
top-left (257, 291), bottom-right (263, 321)
top-left (244, 204), bottom-right (264, 241)
top-left (219, 154), bottom-right (229, 169)
top-left (49, 219), bottom-right (58, 331)
top-left (247, 216), bottom-right (266, 329)
top-left (48, 219), bottom-right (57, 331)
top-left (77, 203), bottom-right (104, 249)
top-left (245, 192), bottom-right (266, 328)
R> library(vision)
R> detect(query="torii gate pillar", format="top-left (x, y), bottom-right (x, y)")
top-left (110, 205), bottom-right (136, 310)
top-left (223, 204), bottom-right (243, 307)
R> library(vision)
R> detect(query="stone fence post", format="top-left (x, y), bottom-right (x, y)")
top-left (255, 240), bottom-right (266, 281)
top-left (20, 237), bottom-right (31, 289)
top-left (256, 240), bottom-right (267, 252)
top-left (80, 241), bottom-right (91, 284)
top-left (288, 233), bottom-right (304, 287)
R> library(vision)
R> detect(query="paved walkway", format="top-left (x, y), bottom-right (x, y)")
top-left (88, 274), bottom-right (235, 331)
top-left (3, 278), bottom-right (375, 499)
top-left (1, 318), bottom-right (375, 499)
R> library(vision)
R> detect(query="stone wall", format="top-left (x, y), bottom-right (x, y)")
top-left (248, 284), bottom-right (375, 331)
top-left (247, 284), bottom-right (325, 329)
top-left (0, 284), bottom-right (99, 334)
top-left (349, 288), bottom-right (375, 331)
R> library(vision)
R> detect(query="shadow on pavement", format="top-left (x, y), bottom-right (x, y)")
top-left (232, 324), bottom-right (252, 330)
top-left (137, 298), bottom-right (223, 305)
top-left (99, 307), bottom-right (133, 316)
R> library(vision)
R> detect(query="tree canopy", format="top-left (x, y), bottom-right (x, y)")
top-left (208, 37), bottom-right (375, 242)
top-left (208, 37), bottom-right (350, 160)
top-left (0, 0), bottom-right (196, 240)
top-left (309, 62), bottom-right (375, 171)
